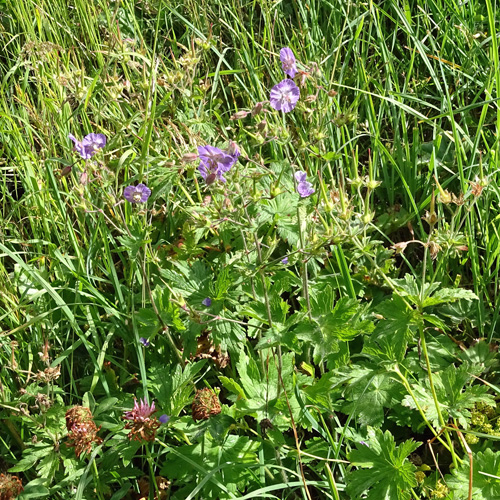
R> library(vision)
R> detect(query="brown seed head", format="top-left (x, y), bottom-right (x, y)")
top-left (191, 388), bottom-right (221, 421)
top-left (0, 474), bottom-right (23, 500)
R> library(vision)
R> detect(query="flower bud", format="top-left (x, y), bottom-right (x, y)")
top-left (226, 140), bottom-right (240, 157)
top-left (181, 152), bottom-right (199, 163)
top-left (257, 120), bottom-right (267, 132)
top-left (230, 110), bottom-right (249, 120)
top-left (61, 165), bottom-right (72, 177)
top-left (251, 102), bottom-right (264, 116)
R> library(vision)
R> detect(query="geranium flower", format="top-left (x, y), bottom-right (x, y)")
top-left (123, 183), bottom-right (151, 203)
top-left (198, 145), bottom-right (237, 184)
top-left (295, 171), bottom-right (315, 197)
top-left (280, 47), bottom-right (297, 78)
top-left (270, 79), bottom-right (300, 113)
top-left (68, 133), bottom-right (106, 159)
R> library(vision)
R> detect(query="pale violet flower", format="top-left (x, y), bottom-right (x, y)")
top-left (280, 47), bottom-right (297, 78)
top-left (198, 145), bottom-right (237, 184)
top-left (68, 133), bottom-right (106, 159)
top-left (159, 414), bottom-right (170, 424)
top-left (123, 183), bottom-right (151, 203)
top-left (295, 171), bottom-right (315, 197)
top-left (270, 79), bottom-right (300, 113)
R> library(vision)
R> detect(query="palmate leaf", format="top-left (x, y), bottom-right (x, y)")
top-left (446, 449), bottom-right (500, 500)
top-left (295, 292), bottom-right (374, 363)
top-left (260, 193), bottom-right (300, 246)
top-left (341, 364), bottom-right (404, 426)
top-left (365, 295), bottom-right (418, 362)
top-left (347, 427), bottom-right (420, 500)
top-left (223, 350), bottom-right (299, 426)
top-left (402, 363), bottom-right (495, 427)
top-left (392, 275), bottom-right (478, 309)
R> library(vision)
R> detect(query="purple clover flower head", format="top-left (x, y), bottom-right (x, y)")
top-left (139, 337), bottom-right (150, 347)
top-left (280, 47), bottom-right (297, 78)
top-left (281, 256), bottom-right (289, 264)
top-left (159, 414), bottom-right (170, 424)
top-left (270, 79), bottom-right (300, 113)
top-left (198, 145), bottom-right (237, 184)
top-left (123, 183), bottom-right (151, 203)
top-left (295, 171), bottom-right (315, 198)
top-left (69, 133), bottom-right (107, 159)
top-left (123, 397), bottom-right (157, 422)
top-left (202, 297), bottom-right (212, 307)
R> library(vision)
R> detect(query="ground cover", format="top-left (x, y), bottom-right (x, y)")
top-left (1, 0), bottom-right (500, 498)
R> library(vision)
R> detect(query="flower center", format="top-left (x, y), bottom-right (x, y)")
top-left (133, 192), bottom-right (142, 202)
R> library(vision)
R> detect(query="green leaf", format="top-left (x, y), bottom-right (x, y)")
top-left (422, 287), bottom-right (478, 308)
top-left (219, 376), bottom-right (247, 400)
top-left (402, 364), bottom-right (495, 427)
top-left (116, 225), bottom-right (150, 260)
top-left (446, 449), bottom-right (500, 500)
top-left (341, 365), bottom-right (403, 426)
top-left (148, 360), bottom-right (207, 416)
top-left (255, 323), bottom-right (299, 351)
top-left (366, 295), bottom-right (418, 362)
top-left (296, 293), bottom-right (374, 363)
top-left (234, 350), bottom-right (298, 425)
top-left (347, 427), bottom-right (420, 500)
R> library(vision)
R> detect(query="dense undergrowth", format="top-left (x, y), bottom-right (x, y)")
top-left (1, 0), bottom-right (500, 498)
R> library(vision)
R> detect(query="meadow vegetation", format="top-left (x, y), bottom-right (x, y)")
top-left (1, 0), bottom-right (500, 498)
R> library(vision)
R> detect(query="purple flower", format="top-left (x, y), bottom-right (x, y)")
top-left (159, 414), bottom-right (170, 424)
top-left (281, 257), bottom-right (289, 264)
top-left (295, 171), bottom-right (315, 198)
top-left (270, 79), bottom-right (300, 113)
top-left (123, 183), bottom-right (151, 203)
top-left (139, 337), bottom-right (150, 347)
top-left (68, 133), bottom-right (106, 159)
top-left (280, 47), bottom-right (297, 78)
top-left (202, 297), bottom-right (212, 307)
top-left (123, 397), bottom-right (157, 421)
top-left (123, 397), bottom-right (160, 442)
top-left (198, 145), bottom-right (237, 184)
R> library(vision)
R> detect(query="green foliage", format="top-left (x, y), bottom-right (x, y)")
top-left (446, 449), bottom-right (500, 500)
top-left (340, 364), bottom-right (405, 426)
top-left (347, 427), bottom-right (421, 500)
top-left (1, 0), bottom-right (499, 498)
top-left (402, 363), bottom-right (495, 427)
top-left (160, 434), bottom-right (260, 499)
top-left (294, 289), bottom-right (374, 364)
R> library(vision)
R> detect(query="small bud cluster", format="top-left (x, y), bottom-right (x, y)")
top-left (65, 406), bottom-right (102, 458)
